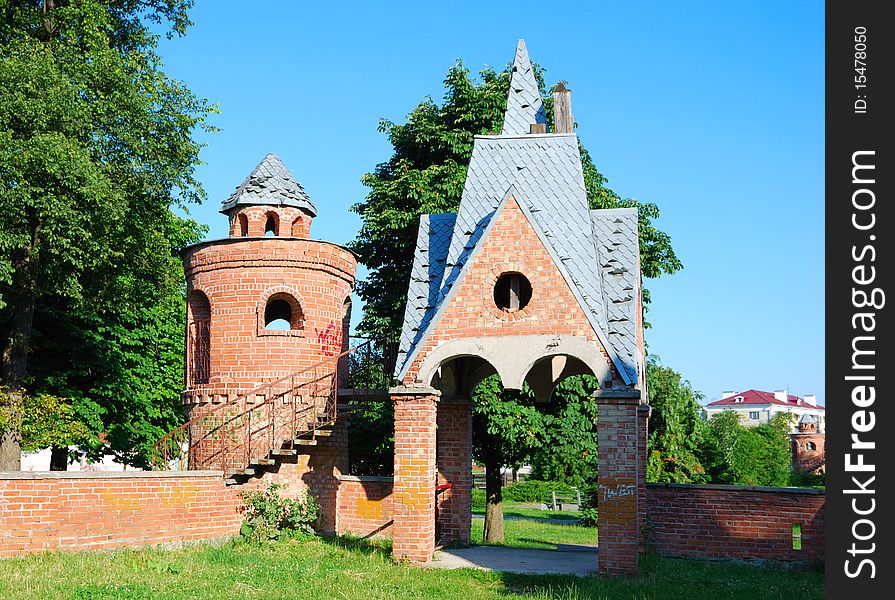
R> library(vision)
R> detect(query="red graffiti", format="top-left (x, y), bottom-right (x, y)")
top-left (315, 321), bottom-right (342, 357)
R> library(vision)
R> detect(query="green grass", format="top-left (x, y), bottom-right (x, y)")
top-left (470, 515), bottom-right (597, 549)
top-left (476, 503), bottom-right (582, 521)
top-left (0, 536), bottom-right (824, 600)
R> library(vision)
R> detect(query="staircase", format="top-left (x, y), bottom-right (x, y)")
top-left (150, 337), bottom-right (395, 482)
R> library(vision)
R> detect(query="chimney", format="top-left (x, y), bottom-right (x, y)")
top-left (553, 81), bottom-right (574, 134)
top-left (721, 390), bottom-right (736, 399)
top-left (774, 389), bottom-right (788, 403)
top-left (803, 394), bottom-right (817, 407)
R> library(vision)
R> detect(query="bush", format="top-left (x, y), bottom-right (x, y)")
top-left (239, 482), bottom-right (319, 543)
top-left (790, 469), bottom-right (825, 488)
top-left (579, 485), bottom-right (598, 527)
top-left (471, 488), bottom-right (486, 511)
top-left (501, 479), bottom-right (577, 504)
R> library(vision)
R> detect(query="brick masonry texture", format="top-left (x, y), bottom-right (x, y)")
top-left (646, 483), bottom-right (825, 562)
top-left (0, 472), bottom-right (242, 557)
top-left (335, 476), bottom-right (396, 538)
top-left (436, 400), bottom-right (473, 546)
top-left (596, 394), bottom-right (643, 575)
top-left (402, 197), bottom-right (619, 387)
top-left (391, 391), bottom-right (439, 564)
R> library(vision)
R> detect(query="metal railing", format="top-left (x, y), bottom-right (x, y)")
top-left (151, 336), bottom-right (395, 473)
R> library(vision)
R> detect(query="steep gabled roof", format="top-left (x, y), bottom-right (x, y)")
top-left (220, 153), bottom-right (317, 216)
top-left (397, 213), bottom-right (456, 365)
top-left (502, 39), bottom-right (549, 135)
top-left (395, 40), bottom-right (642, 385)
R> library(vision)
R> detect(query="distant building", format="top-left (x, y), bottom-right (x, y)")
top-left (703, 389), bottom-right (825, 433)
top-left (791, 414), bottom-right (825, 473)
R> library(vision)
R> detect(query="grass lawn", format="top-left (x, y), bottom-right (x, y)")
top-left (0, 536), bottom-right (824, 600)
top-left (470, 515), bottom-right (597, 548)
top-left (0, 505), bottom-right (820, 599)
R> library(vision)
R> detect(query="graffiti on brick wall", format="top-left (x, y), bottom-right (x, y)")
top-left (315, 321), bottom-right (342, 357)
top-left (598, 482), bottom-right (636, 502)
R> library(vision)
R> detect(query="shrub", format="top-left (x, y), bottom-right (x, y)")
top-left (239, 482), bottom-right (319, 543)
top-left (501, 479), bottom-right (577, 504)
top-left (471, 488), bottom-right (486, 511)
top-left (579, 485), bottom-right (598, 527)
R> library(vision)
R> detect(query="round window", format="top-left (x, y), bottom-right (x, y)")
top-left (493, 273), bottom-right (532, 312)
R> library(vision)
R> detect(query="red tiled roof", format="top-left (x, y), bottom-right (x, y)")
top-left (706, 389), bottom-right (825, 411)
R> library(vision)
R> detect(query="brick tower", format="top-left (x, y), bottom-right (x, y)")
top-left (177, 154), bottom-right (357, 529)
top-left (791, 414), bottom-right (825, 474)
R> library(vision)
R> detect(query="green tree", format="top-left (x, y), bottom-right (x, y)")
top-left (645, 359), bottom-right (709, 483)
top-left (0, 0), bottom-right (212, 469)
top-left (530, 375), bottom-right (600, 487)
top-left (472, 375), bottom-right (551, 543)
top-left (704, 411), bottom-right (793, 486)
top-left (350, 61), bottom-right (681, 340)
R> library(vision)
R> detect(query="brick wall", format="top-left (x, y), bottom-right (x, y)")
top-left (646, 483), bottom-right (825, 562)
top-left (0, 472), bottom-right (242, 557)
top-left (435, 400), bottom-right (473, 546)
top-left (335, 476), bottom-right (395, 538)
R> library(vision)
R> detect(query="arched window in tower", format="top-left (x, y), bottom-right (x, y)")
top-left (291, 216), bottom-right (304, 237)
top-left (494, 272), bottom-right (532, 312)
top-left (188, 290), bottom-right (211, 385)
top-left (805, 441), bottom-right (817, 451)
top-left (237, 212), bottom-right (249, 237)
top-left (263, 293), bottom-right (303, 331)
top-left (264, 212), bottom-right (279, 237)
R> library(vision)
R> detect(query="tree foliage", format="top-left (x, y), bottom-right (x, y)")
top-left (645, 359), bottom-right (709, 483)
top-left (703, 411), bottom-right (793, 487)
top-left (530, 375), bottom-right (600, 487)
top-left (350, 61), bottom-right (681, 339)
top-left (0, 0), bottom-right (212, 468)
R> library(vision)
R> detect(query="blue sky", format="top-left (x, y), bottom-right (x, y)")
top-left (158, 1), bottom-right (824, 404)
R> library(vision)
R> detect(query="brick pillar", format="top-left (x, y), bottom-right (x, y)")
top-left (436, 398), bottom-right (473, 546)
top-left (595, 389), bottom-right (643, 575)
top-left (637, 403), bottom-right (651, 552)
top-left (391, 386), bottom-right (439, 564)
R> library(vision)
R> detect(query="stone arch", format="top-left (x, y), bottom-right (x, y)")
top-left (291, 215), bottom-right (305, 237)
top-left (415, 335), bottom-right (612, 392)
top-left (256, 286), bottom-right (306, 336)
top-left (264, 211), bottom-right (280, 236)
top-left (522, 353), bottom-right (598, 402)
top-left (234, 212), bottom-right (249, 237)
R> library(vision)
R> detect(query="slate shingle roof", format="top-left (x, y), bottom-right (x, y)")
top-left (502, 39), bottom-right (548, 136)
top-left (220, 153), bottom-right (317, 216)
top-left (395, 40), bottom-right (642, 385)
top-left (591, 208), bottom-right (640, 381)
top-left (397, 213), bottom-right (456, 370)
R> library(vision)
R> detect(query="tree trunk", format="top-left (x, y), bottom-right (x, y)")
top-left (0, 390), bottom-right (22, 471)
top-left (50, 446), bottom-right (68, 471)
top-left (1, 228), bottom-right (40, 471)
top-left (482, 456), bottom-right (504, 543)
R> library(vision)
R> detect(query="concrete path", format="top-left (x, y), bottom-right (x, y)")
top-left (431, 544), bottom-right (598, 576)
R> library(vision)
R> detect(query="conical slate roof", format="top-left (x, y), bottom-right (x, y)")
top-left (220, 153), bottom-right (317, 216)
top-left (501, 39), bottom-right (549, 135)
